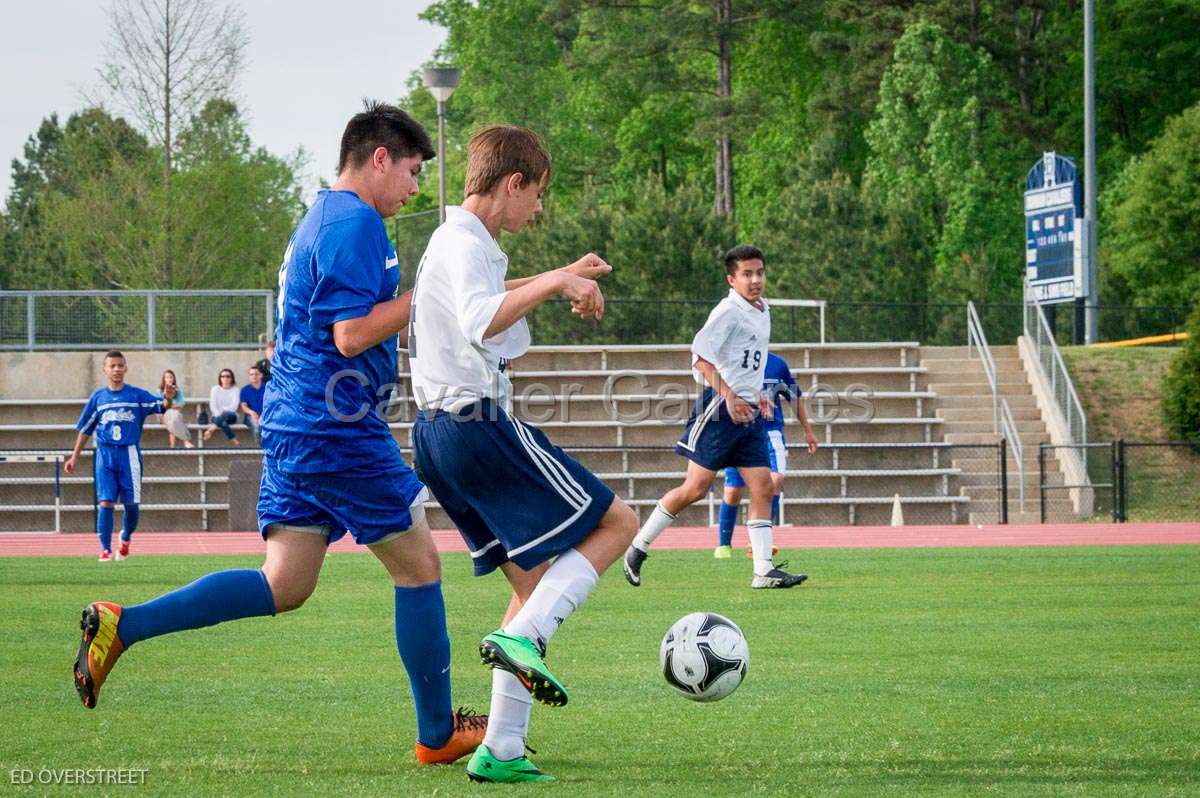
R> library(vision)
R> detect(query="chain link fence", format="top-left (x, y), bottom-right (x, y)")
top-left (0, 291), bottom-right (275, 350)
top-left (1038, 441), bottom-right (1200, 523)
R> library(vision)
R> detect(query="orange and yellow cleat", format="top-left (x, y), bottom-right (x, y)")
top-left (414, 707), bottom-right (488, 765)
top-left (73, 602), bottom-right (126, 709)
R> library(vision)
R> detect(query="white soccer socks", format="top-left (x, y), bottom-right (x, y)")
top-left (503, 548), bottom-right (599, 650)
top-left (747, 518), bottom-right (775, 576)
top-left (482, 669), bottom-right (533, 761)
top-left (489, 548), bottom-right (600, 757)
top-left (632, 501), bottom-right (676, 552)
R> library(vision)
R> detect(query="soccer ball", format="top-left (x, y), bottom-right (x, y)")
top-left (660, 612), bottom-right (749, 702)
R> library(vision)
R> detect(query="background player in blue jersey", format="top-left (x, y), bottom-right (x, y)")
top-left (71, 103), bottom-right (487, 768)
top-left (65, 351), bottom-right (174, 562)
top-left (716, 351), bottom-right (819, 557)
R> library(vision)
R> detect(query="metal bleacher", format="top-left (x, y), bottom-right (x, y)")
top-left (0, 342), bottom-right (1017, 533)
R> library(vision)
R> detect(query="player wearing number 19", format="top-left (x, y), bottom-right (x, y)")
top-left (64, 351), bottom-right (174, 562)
top-left (623, 246), bottom-right (807, 590)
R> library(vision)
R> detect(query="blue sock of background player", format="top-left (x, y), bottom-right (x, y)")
top-left (718, 502), bottom-right (737, 547)
top-left (771, 495), bottom-right (780, 524)
top-left (120, 503), bottom-right (139, 542)
top-left (96, 505), bottom-right (114, 553)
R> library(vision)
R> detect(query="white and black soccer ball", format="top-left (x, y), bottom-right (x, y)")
top-left (660, 612), bottom-right (749, 702)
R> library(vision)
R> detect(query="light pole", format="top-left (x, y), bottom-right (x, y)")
top-left (422, 66), bottom-right (460, 224)
top-left (1083, 0), bottom-right (1098, 343)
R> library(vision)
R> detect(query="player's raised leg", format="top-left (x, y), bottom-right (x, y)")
top-left (624, 459), bottom-right (715, 585)
top-left (72, 529), bottom-right (317, 709)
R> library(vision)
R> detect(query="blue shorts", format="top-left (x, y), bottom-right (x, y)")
top-left (94, 444), bottom-right (142, 504)
top-left (725, 429), bottom-right (787, 488)
top-left (413, 399), bottom-right (615, 576)
top-left (675, 388), bottom-right (770, 472)
top-left (256, 455), bottom-right (428, 546)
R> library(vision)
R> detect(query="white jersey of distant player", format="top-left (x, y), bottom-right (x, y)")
top-left (690, 288), bottom-right (771, 403)
top-left (407, 205), bottom-right (531, 413)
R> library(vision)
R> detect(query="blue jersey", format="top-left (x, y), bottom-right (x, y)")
top-left (76, 385), bottom-right (164, 447)
top-left (762, 353), bottom-right (799, 433)
top-left (239, 383), bottom-right (265, 416)
top-left (261, 189), bottom-right (402, 473)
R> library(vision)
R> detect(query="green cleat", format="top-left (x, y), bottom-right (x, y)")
top-left (713, 545), bottom-right (732, 559)
top-left (467, 744), bottom-right (554, 783)
top-left (479, 630), bottom-right (569, 707)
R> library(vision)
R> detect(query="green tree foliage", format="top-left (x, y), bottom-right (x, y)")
top-left (2, 100), bottom-right (304, 290)
top-left (1162, 301), bottom-right (1200, 440)
top-left (1102, 101), bottom-right (1200, 308)
top-left (864, 21), bottom-right (1022, 305)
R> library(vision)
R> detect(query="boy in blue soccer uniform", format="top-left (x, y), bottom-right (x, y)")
top-left (716, 351), bottom-right (819, 556)
top-left (71, 103), bottom-right (486, 767)
top-left (624, 246), bottom-right (807, 589)
top-left (65, 351), bottom-right (174, 562)
top-left (409, 125), bottom-right (638, 783)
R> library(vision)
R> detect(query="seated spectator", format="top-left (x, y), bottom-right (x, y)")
top-left (255, 339), bottom-right (275, 383)
top-left (204, 368), bottom-right (242, 445)
top-left (158, 369), bottom-right (195, 449)
top-left (239, 365), bottom-right (266, 444)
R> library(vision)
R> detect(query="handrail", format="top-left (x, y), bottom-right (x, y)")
top-left (1022, 280), bottom-right (1088, 460)
top-left (967, 300), bottom-right (1025, 513)
top-left (966, 301), bottom-right (999, 432)
top-left (999, 397), bottom-right (1025, 509)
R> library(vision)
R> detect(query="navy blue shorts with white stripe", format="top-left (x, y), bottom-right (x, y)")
top-left (413, 399), bottom-right (615, 576)
top-left (675, 387), bottom-right (771, 472)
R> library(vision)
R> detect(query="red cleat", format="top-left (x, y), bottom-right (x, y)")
top-left (116, 540), bottom-right (130, 561)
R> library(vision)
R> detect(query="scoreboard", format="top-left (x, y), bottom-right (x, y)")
top-left (1024, 152), bottom-right (1084, 304)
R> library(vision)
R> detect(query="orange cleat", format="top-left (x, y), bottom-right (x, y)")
top-left (746, 546), bottom-right (780, 558)
top-left (414, 707), bottom-right (488, 765)
top-left (73, 602), bottom-right (126, 709)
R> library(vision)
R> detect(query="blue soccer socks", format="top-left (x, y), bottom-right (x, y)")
top-left (394, 582), bottom-right (454, 749)
top-left (116, 569), bottom-right (276, 647)
top-left (96, 505), bottom-right (115, 553)
top-left (120, 504), bottom-right (140, 541)
top-left (718, 502), bottom-right (737, 547)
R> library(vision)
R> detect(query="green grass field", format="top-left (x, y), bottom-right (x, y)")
top-left (3, 547), bottom-right (1199, 796)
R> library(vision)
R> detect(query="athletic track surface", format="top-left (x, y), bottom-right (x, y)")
top-left (2, 523), bottom-right (1198, 557)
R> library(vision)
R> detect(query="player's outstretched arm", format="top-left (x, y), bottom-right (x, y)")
top-left (331, 290), bottom-right (414, 358)
top-left (503, 252), bottom-right (612, 291)
top-left (484, 268), bottom-right (606, 338)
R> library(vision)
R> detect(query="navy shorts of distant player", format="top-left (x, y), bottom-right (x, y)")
top-left (258, 188), bottom-right (427, 544)
top-left (675, 387), bottom-right (771, 473)
top-left (410, 207), bottom-right (613, 576)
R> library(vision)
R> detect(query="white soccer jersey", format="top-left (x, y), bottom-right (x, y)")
top-left (408, 206), bottom-right (530, 412)
top-left (690, 289), bottom-right (771, 402)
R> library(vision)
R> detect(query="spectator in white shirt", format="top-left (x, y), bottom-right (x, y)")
top-left (204, 368), bottom-right (242, 445)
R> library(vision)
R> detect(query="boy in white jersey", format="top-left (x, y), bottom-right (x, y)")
top-left (622, 245), bottom-right (807, 590)
top-left (408, 125), bottom-right (639, 783)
